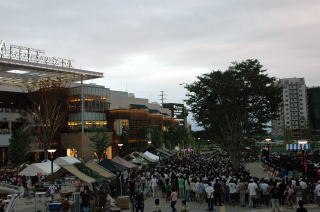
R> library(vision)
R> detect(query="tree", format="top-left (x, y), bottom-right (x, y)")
top-left (8, 128), bottom-right (32, 166)
top-left (90, 130), bottom-right (112, 160)
top-left (150, 127), bottom-right (163, 148)
top-left (27, 79), bottom-right (68, 160)
top-left (185, 59), bottom-right (282, 171)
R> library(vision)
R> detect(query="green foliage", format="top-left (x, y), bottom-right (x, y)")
top-left (136, 127), bottom-right (149, 141)
top-left (284, 127), bottom-right (293, 143)
top-left (163, 126), bottom-right (189, 149)
top-left (119, 135), bottom-right (131, 156)
top-left (74, 163), bottom-right (106, 182)
top-left (90, 130), bottom-right (112, 159)
top-left (150, 127), bottom-right (163, 148)
top-left (185, 59), bottom-right (282, 170)
top-left (8, 129), bottom-right (32, 166)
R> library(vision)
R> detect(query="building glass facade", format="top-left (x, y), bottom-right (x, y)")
top-left (67, 85), bottom-right (110, 130)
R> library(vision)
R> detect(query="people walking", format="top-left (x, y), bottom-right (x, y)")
top-left (206, 182), bottom-right (214, 212)
top-left (170, 190), bottom-right (178, 212)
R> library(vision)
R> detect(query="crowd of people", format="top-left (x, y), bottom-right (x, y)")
top-left (125, 150), bottom-right (320, 212)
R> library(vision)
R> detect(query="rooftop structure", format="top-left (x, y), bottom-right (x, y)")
top-left (0, 40), bottom-right (103, 86)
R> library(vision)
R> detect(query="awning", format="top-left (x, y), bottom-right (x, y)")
top-left (111, 156), bottom-right (137, 169)
top-left (54, 156), bottom-right (81, 167)
top-left (286, 144), bottom-right (311, 150)
top-left (144, 151), bottom-right (159, 161)
top-left (99, 159), bottom-right (128, 173)
top-left (136, 152), bottom-right (157, 163)
top-left (85, 161), bottom-right (115, 179)
top-left (46, 165), bottom-right (96, 184)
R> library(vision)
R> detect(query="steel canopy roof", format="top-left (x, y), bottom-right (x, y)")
top-left (0, 57), bottom-right (103, 86)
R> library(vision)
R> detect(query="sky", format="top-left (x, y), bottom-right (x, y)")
top-left (1, 0), bottom-right (320, 129)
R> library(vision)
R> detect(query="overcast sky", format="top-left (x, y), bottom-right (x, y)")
top-left (1, 0), bottom-right (320, 129)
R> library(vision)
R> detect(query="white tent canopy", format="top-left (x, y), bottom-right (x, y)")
top-left (144, 151), bottom-right (159, 161)
top-left (54, 156), bottom-right (81, 167)
top-left (19, 161), bottom-right (60, 176)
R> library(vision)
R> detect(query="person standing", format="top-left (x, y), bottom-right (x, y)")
top-left (296, 200), bottom-right (308, 212)
top-left (270, 182), bottom-right (280, 212)
top-left (314, 180), bottom-right (320, 206)
top-left (205, 183), bottom-right (214, 212)
top-left (180, 200), bottom-right (189, 212)
top-left (178, 175), bottom-right (185, 199)
top-left (170, 190), bottom-right (178, 212)
top-left (184, 178), bottom-right (192, 202)
top-left (151, 175), bottom-right (158, 198)
top-left (165, 179), bottom-right (172, 202)
top-left (135, 190), bottom-right (145, 212)
top-left (285, 182), bottom-right (295, 209)
top-left (228, 179), bottom-right (237, 205)
top-left (237, 179), bottom-right (246, 207)
top-left (248, 179), bottom-right (258, 208)
top-left (295, 181), bottom-right (303, 208)
top-left (153, 198), bottom-right (162, 212)
top-left (214, 179), bottom-right (222, 206)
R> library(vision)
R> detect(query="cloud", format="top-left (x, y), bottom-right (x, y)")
top-left (1, 0), bottom-right (320, 130)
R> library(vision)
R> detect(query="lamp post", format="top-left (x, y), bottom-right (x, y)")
top-left (47, 149), bottom-right (56, 175)
top-left (265, 138), bottom-right (272, 161)
top-left (298, 140), bottom-right (308, 178)
top-left (118, 143), bottom-right (123, 156)
top-left (147, 141), bottom-right (152, 145)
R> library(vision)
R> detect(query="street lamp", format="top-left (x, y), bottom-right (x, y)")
top-left (117, 143), bottom-right (123, 149)
top-left (47, 149), bottom-right (56, 175)
top-left (298, 140), bottom-right (308, 178)
top-left (147, 141), bottom-right (152, 145)
top-left (265, 138), bottom-right (272, 161)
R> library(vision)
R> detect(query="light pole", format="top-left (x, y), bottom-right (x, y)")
top-left (47, 149), bottom-right (56, 175)
top-left (147, 141), bottom-right (152, 145)
top-left (265, 138), bottom-right (272, 161)
top-left (118, 143), bottom-right (123, 156)
top-left (298, 140), bottom-right (308, 178)
top-left (197, 138), bottom-right (200, 153)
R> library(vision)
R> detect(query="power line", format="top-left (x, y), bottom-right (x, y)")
top-left (159, 91), bottom-right (167, 106)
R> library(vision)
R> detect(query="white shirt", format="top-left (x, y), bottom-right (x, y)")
top-left (151, 178), bottom-right (157, 187)
top-left (205, 186), bottom-right (214, 199)
top-left (315, 184), bottom-right (320, 196)
top-left (248, 182), bottom-right (258, 196)
top-left (228, 183), bottom-right (237, 194)
top-left (300, 181), bottom-right (307, 190)
top-left (259, 183), bottom-right (268, 193)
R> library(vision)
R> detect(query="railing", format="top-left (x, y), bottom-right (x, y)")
top-left (4, 194), bottom-right (18, 212)
top-left (0, 182), bottom-right (20, 192)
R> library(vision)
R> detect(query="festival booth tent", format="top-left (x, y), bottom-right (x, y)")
top-left (19, 161), bottom-right (60, 176)
top-left (161, 148), bottom-right (176, 156)
top-left (98, 159), bottom-right (128, 174)
top-left (54, 156), bottom-right (81, 167)
top-left (85, 161), bottom-right (115, 179)
top-left (112, 156), bottom-right (137, 169)
top-left (144, 151), bottom-right (159, 161)
top-left (154, 148), bottom-right (171, 158)
top-left (136, 152), bottom-right (157, 163)
top-left (46, 165), bottom-right (96, 184)
top-left (125, 154), bottom-right (149, 165)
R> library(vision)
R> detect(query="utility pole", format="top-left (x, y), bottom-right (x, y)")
top-left (159, 91), bottom-right (167, 106)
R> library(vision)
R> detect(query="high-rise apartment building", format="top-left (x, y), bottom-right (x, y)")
top-left (307, 87), bottom-right (320, 138)
top-left (272, 78), bottom-right (308, 137)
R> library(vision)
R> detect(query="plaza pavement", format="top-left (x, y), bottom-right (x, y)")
top-left (11, 162), bottom-right (319, 212)
top-left (13, 195), bottom-right (319, 212)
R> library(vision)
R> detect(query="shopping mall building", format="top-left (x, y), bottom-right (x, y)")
top-left (0, 40), bottom-right (180, 165)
